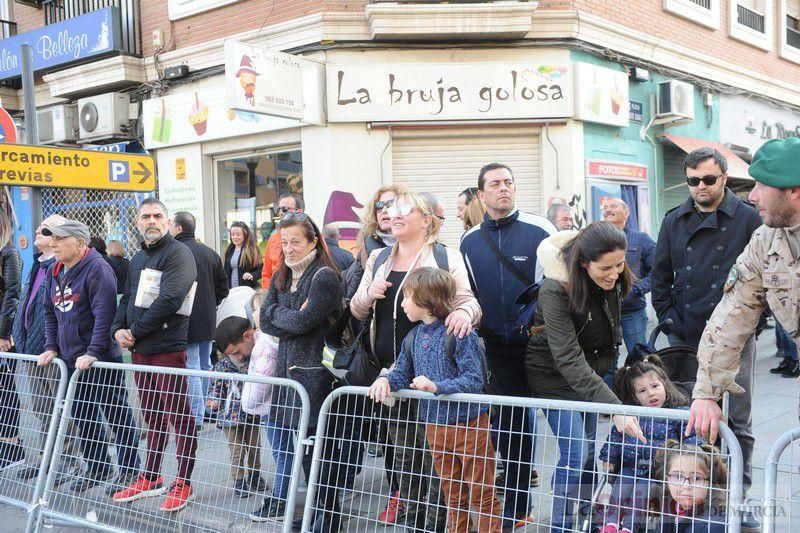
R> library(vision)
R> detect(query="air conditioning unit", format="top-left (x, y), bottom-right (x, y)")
top-left (657, 80), bottom-right (695, 122)
top-left (77, 92), bottom-right (130, 142)
top-left (37, 104), bottom-right (78, 145)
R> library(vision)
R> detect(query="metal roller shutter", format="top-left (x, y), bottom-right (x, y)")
top-left (391, 127), bottom-right (542, 248)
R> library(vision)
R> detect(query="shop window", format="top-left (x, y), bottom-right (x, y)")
top-left (664, 0), bottom-right (720, 30)
top-left (215, 149), bottom-right (302, 254)
top-left (729, 0), bottom-right (773, 50)
top-left (168, 0), bottom-right (240, 21)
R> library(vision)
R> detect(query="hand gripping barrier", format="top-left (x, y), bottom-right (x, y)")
top-left (34, 361), bottom-right (311, 533)
top-left (302, 387), bottom-right (745, 533)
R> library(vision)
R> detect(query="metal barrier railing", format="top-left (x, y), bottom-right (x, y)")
top-left (35, 362), bottom-right (311, 533)
top-left (0, 353), bottom-right (69, 533)
top-left (763, 426), bottom-right (800, 533)
top-left (302, 387), bottom-right (744, 533)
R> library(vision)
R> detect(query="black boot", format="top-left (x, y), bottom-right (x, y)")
top-left (782, 360), bottom-right (800, 378)
top-left (771, 356), bottom-right (792, 374)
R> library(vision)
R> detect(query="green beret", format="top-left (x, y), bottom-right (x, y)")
top-left (748, 137), bottom-right (800, 188)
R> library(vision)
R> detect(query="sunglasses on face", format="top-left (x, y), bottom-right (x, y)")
top-left (279, 206), bottom-right (296, 214)
top-left (686, 175), bottom-right (722, 187)
top-left (374, 199), bottom-right (396, 211)
top-left (387, 203), bottom-right (414, 218)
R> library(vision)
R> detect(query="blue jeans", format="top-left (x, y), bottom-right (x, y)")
top-left (546, 409), bottom-right (598, 533)
top-left (776, 321), bottom-right (799, 361)
top-left (186, 341), bottom-right (213, 427)
top-left (621, 308), bottom-right (648, 354)
top-left (264, 418), bottom-right (295, 500)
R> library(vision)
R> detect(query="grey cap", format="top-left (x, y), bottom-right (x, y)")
top-left (41, 219), bottom-right (91, 242)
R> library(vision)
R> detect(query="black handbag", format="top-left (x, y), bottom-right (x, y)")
top-left (322, 307), bottom-right (382, 386)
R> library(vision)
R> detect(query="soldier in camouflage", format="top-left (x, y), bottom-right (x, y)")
top-left (688, 137), bottom-right (800, 446)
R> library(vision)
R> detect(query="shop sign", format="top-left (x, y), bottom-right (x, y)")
top-left (573, 63), bottom-right (630, 128)
top-left (224, 41), bottom-right (304, 120)
top-left (0, 107), bottom-right (17, 143)
top-left (326, 62), bottom-right (573, 122)
top-left (719, 94), bottom-right (800, 154)
top-left (629, 101), bottom-right (644, 124)
top-left (586, 160), bottom-right (647, 181)
top-left (0, 7), bottom-right (122, 82)
top-left (0, 144), bottom-right (155, 191)
top-left (142, 86), bottom-right (300, 149)
top-left (157, 146), bottom-right (205, 238)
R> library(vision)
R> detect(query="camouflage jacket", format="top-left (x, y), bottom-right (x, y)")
top-left (694, 225), bottom-right (799, 399)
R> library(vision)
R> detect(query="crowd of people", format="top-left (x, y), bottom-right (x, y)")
top-left (1, 137), bottom-right (800, 533)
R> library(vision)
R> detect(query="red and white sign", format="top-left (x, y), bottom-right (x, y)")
top-left (0, 107), bottom-right (17, 144)
top-left (586, 160), bottom-right (647, 181)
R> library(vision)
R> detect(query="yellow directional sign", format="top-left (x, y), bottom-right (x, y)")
top-left (0, 144), bottom-right (156, 192)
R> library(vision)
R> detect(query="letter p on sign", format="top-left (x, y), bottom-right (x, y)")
top-left (109, 160), bottom-right (130, 183)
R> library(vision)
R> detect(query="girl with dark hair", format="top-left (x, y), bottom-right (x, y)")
top-left (225, 221), bottom-right (263, 289)
top-left (599, 355), bottom-right (698, 533)
top-left (525, 221), bottom-right (644, 532)
top-left (257, 212), bottom-right (349, 530)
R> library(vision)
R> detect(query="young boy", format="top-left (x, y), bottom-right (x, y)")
top-left (368, 267), bottom-right (503, 533)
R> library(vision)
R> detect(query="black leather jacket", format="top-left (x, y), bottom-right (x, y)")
top-left (0, 244), bottom-right (22, 340)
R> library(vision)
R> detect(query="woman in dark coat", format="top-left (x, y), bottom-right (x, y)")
top-left (525, 222), bottom-right (645, 533)
top-left (225, 221), bottom-right (263, 289)
top-left (0, 210), bottom-right (23, 469)
top-left (259, 212), bottom-right (347, 532)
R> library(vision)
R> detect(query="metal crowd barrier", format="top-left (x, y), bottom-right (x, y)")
top-left (302, 387), bottom-right (745, 533)
top-left (34, 362), bottom-right (311, 533)
top-left (0, 353), bottom-right (68, 532)
top-left (763, 426), bottom-right (800, 533)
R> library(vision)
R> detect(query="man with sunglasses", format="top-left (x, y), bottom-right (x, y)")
top-left (261, 193), bottom-right (304, 290)
top-left (651, 147), bottom-right (761, 526)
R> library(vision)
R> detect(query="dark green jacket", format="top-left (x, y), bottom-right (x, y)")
top-left (525, 278), bottom-right (622, 404)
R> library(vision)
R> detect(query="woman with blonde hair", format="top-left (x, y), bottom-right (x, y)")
top-left (225, 221), bottom-right (263, 289)
top-left (351, 192), bottom-right (481, 530)
top-left (462, 193), bottom-right (487, 233)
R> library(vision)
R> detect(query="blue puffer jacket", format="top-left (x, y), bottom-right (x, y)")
top-left (622, 226), bottom-right (656, 313)
top-left (599, 406), bottom-right (698, 475)
top-left (460, 209), bottom-right (555, 346)
top-left (12, 254), bottom-right (55, 355)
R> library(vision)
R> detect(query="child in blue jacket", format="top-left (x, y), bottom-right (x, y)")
top-left (600, 355), bottom-right (698, 533)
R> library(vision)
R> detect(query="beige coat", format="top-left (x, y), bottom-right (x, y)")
top-left (350, 243), bottom-right (482, 358)
top-left (695, 225), bottom-right (800, 400)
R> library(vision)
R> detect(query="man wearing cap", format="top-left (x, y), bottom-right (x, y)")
top-left (688, 137), bottom-right (800, 462)
top-left (37, 219), bottom-right (141, 494)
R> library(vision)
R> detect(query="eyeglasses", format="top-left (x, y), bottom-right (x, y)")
top-left (686, 175), bottom-right (722, 187)
top-left (282, 211), bottom-right (309, 223)
top-left (387, 203), bottom-right (414, 218)
top-left (279, 206), bottom-right (297, 214)
top-left (374, 199), bottom-right (396, 211)
top-left (667, 473), bottom-right (709, 486)
top-left (435, 214), bottom-right (445, 221)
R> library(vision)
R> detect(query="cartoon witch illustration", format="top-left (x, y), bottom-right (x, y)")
top-left (236, 55), bottom-right (259, 106)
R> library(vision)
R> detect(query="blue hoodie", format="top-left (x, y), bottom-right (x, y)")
top-left (44, 248), bottom-right (121, 367)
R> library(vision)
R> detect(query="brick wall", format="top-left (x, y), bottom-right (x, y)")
top-left (575, 0), bottom-right (800, 85)
top-left (10, 2), bottom-right (43, 34)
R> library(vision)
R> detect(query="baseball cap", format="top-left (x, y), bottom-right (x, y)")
top-left (41, 219), bottom-right (91, 242)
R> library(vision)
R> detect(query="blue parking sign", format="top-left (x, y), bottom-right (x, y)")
top-left (109, 160), bottom-right (130, 183)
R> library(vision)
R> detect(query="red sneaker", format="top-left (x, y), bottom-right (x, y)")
top-left (160, 479), bottom-right (193, 512)
top-left (378, 490), bottom-right (403, 524)
top-left (113, 474), bottom-right (166, 503)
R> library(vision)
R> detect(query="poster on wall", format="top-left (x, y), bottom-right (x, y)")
top-left (638, 186), bottom-right (651, 235)
top-left (326, 62), bottom-right (573, 122)
top-left (225, 41), bottom-right (304, 120)
top-left (157, 146), bottom-right (205, 239)
top-left (590, 182), bottom-right (622, 222)
top-left (574, 63), bottom-right (630, 128)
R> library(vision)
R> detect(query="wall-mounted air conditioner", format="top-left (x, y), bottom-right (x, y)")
top-left (77, 92), bottom-right (131, 143)
top-left (37, 104), bottom-right (78, 145)
top-left (657, 80), bottom-right (695, 122)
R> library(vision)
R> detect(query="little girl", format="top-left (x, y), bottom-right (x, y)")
top-left (653, 440), bottom-right (728, 532)
top-left (368, 267), bottom-right (502, 533)
top-left (600, 355), bottom-right (698, 533)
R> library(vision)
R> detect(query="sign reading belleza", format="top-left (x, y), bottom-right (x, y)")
top-left (0, 144), bottom-right (155, 192)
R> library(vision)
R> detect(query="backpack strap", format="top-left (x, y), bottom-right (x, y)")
top-left (371, 247), bottom-right (393, 279)
top-left (432, 243), bottom-right (449, 272)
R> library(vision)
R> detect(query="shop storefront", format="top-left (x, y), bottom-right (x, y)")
top-left (719, 93), bottom-right (800, 161)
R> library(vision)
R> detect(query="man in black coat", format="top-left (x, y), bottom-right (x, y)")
top-left (322, 225), bottom-right (354, 272)
top-left (651, 147), bottom-right (761, 524)
top-left (110, 198), bottom-right (198, 512)
top-left (169, 212), bottom-right (229, 429)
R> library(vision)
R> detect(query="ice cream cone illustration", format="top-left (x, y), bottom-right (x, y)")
top-left (610, 79), bottom-right (623, 115)
top-left (152, 98), bottom-right (172, 143)
top-left (188, 93), bottom-right (209, 135)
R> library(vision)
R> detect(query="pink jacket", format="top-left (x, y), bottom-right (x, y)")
top-left (350, 243), bottom-right (482, 356)
top-left (241, 331), bottom-right (278, 416)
